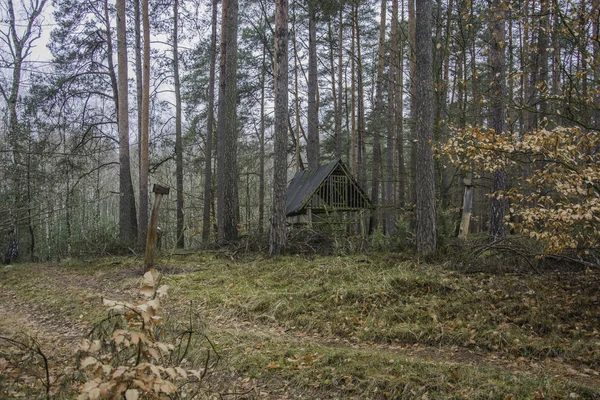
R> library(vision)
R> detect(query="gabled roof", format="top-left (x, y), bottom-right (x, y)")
top-left (285, 159), bottom-right (372, 217)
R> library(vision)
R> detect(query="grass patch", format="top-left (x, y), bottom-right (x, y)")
top-left (214, 329), bottom-right (598, 399)
top-left (1, 252), bottom-right (599, 398)
top-left (167, 252), bottom-right (600, 368)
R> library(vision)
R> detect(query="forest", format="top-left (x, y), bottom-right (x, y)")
top-left (1, 0), bottom-right (600, 398)
top-left (1, 0), bottom-right (599, 260)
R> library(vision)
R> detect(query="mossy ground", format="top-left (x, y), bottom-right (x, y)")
top-left (1, 252), bottom-right (598, 399)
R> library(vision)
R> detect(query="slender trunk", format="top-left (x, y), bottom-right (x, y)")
top-left (593, 0), bottom-right (600, 129)
top-left (217, 0), bottom-right (239, 243)
top-left (328, 21), bottom-right (340, 161)
top-left (134, 0), bottom-right (143, 188)
top-left (524, 1), bottom-right (535, 132)
top-left (490, 0), bottom-right (507, 241)
top-left (369, 0), bottom-right (386, 233)
top-left (336, 5), bottom-right (344, 160)
top-left (415, 0), bottom-right (436, 253)
top-left (538, 0), bottom-right (549, 126)
top-left (259, 40), bottom-right (266, 235)
top-left (174, 0), bottom-right (184, 248)
top-left (292, 6), bottom-right (303, 171)
top-left (579, 0), bottom-right (590, 127)
top-left (456, 3), bottom-right (465, 128)
top-left (355, 1), bottom-right (366, 191)
top-left (439, 0), bottom-right (454, 208)
top-left (270, 0), bottom-right (289, 256)
top-left (351, 10), bottom-right (357, 176)
top-left (396, 0), bottom-right (405, 208)
top-left (408, 0), bottom-right (417, 205)
top-left (104, 0), bottom-right (119, 116)
top-left (386, 0), bottom-right (399, 233)
top-left (138, 0), bottom-right (150, 248)
top-left (202, 0), bottom-right (218, 242)
top-left (26, 146), bottom-right (34, 259)
top-left (307, 3), bottom-right (319, 169)
top-left (116, 0), bottom-right (138, 245)
top-left (551, 1), bottom-right (561, 125)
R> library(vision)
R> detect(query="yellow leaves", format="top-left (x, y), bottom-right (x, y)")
top-left (130, 331), bottom-right (147, 346)
top-left (80, 356), bottom-right (98, 369)
top-left (439, 125), bottom-right (600, 255)
top-left (140, 268), bottom-right (161, 298)
top-left (156, 285), bottom-right (169, 298)
top-left (267, 361), bottom-right (281, 369)
top-left (124, 389), bottom-right (139, 400)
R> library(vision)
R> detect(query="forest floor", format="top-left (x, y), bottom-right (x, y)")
top-left (0, 251), bottom-right (599, 399)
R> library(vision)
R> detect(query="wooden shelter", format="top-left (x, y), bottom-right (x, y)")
top-left (285, 159), bottom-right (373, 218)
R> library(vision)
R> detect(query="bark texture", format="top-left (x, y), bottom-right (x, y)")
top-left (116, 0), bottom-right (138, 245)
top-left (307, 3), bottom-right (319, 170)
top-left (489, 0), bottom-right (507, 241)
top-left (138, 0), bottom-right (150, 248)
top-left (202, 0), bottom-right (218, 242)
top-left (415, 0), bottom-right (437, 253)
top-left (370, 0), bottom-right (386, 233)
top-left (173, 0), bottom-right (184, 248)
top-left (270, 0), bottom-right (289, 256)
top-left (386, 0), bottom-right (401, 233)
top-left (216, 0), bottom-right (240, 243)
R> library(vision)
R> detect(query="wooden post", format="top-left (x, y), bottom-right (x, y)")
top-left (458, 177), bottom-right (474, 240)
top-left (145, 184), bottom-right (170, 271)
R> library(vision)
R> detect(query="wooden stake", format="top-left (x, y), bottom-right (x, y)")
top-left (458, 177), bottom-right (474, 240)
top-left (145, 184), bottom-right (170, 271)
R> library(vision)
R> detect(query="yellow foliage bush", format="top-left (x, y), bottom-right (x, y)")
top-left (439, 126), bottom-right (600, 255)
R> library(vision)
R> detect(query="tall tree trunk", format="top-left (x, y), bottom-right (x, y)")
top-left (140, 0), bottom-right (150, 237)
top-left (134, 0), bottom-right (143, 198)
top-left (579, 0), bottom-right (590, 128)
top-left (259, 39), bottom-right (266, 235)
top-left (328, 21), bottom-right (340, 161)
top-left (355, 1), bottom-right (366, 191)
top-left (104, 0), bottom-right (119, 117)
top-left (202, 0), bottom-right (218, 242)
top-left (396, 0), bottom-right (405, 208)
top-left (116, 0), bottom-right (138, 246)
top-left (408, 0), bottom-right (417, 205)
top-left (138, 0), bottom-right (150, 248)
top-left (551, 1), bottom-right (562, 125)
top-left (173, 0), bottom-right (184, 248)
top-left (538, 0), bottom-right (550, 126)
top-left (351, 10), bottom-right (357, 175)
top-left (370, 0), bottom-right (387, 233)
top-left (386, 0), bottom-right (399, 233)
top-left (292, 5), bottom-right (303, 171)
top-left (270, 0), bottom-right (289, 256)
top-left (523, 1), bottom-right (536, 132)
top-left (415, 0), bottom-right (436, 253)
top-left (489, 0), bottom-right (507, 241)
top-left (593, 0), bottom-right (600, 129)
top-left (336, 4), bottom-right (344, 160)
top-left (217, 0), bottom-right (240, 243)
top-left (307, 2), bottom-right (319, 169)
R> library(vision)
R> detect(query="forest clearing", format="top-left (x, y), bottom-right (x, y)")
top-left (2, 0), bottom-right (600, 397)
top-left (1, 252), bottom-right (599, 399)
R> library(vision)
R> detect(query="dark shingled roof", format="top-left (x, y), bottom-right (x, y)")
top-left (285, 159), bottom-right (372, 217)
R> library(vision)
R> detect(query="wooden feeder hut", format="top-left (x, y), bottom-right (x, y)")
top-left (285, 159), bottom-right (373, 226)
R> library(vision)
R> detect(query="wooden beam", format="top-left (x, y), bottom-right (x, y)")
top-left (144, 184), bottom-right (170, 271)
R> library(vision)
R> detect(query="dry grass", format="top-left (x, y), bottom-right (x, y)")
top-left (1, 252), bottom-right (599, 399)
